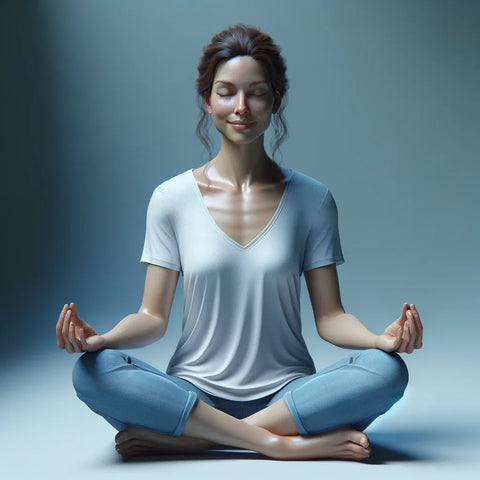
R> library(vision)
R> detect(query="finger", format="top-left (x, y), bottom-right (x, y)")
top-left (56, 304), bottom-right (69, 348)
top-left (399, 322), bottom-right (410, 353)
top-left (71, 302), bottom-right (81, 319)
top-left (405, 312), bottom-right (416, 353)
top-left (390, 326), bottom-right (403, 352)
top-left (79, 328), bottom-right (90, 352)
top-left (62, 309), bottom-right (74, 353)
top-left (410, 304), bottom-right (423, 349)
top-left (406, 308), bottom-right (416, 336)
top-left (71, 313), bottom-right (83, 329)
top-left (71, 303), bottom-right (90, 333)
top-left (397, 303), bottom-right (409, 327)
top-left (69, 302), bottom-right (81, 326)
top-left (68, 321), bottom-right (82, 353)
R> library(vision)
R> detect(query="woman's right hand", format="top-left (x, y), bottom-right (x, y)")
top-left (56, 303), bottom-right (105, 353)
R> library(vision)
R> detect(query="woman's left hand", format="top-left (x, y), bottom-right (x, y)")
top-left (375, 303), bottom-right (423, 354)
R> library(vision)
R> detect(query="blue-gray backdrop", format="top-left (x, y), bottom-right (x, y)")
top-left (1, 0), bottom-right (479, 372)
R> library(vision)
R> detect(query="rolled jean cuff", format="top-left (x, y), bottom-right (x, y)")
top-left (282, 391), bottom-right (309, 436)
top-left (172, 391), bottom-right (198, 436)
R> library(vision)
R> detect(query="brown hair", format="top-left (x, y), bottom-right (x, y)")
top-left (196, 24), bottom-right (288, 160)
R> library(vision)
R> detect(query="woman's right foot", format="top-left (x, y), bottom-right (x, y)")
top-left (272, 426), bottom-right (370, 461)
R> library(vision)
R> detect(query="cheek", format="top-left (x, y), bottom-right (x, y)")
top-left (210, 98), bottom-right (233, 117)
top-left (259, 104), bottom-right (273, 116)
top-left (251, 98), bottom-right (275, 114)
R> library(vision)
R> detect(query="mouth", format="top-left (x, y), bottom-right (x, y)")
top-left (228, 121), bottom-right (254, 129)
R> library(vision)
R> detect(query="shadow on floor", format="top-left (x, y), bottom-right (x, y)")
top-left (365, 441), bottom-right (426, 464)
top-left (364, 428), bottom-right (460, 464)
top-left (113, 447), bottom-right (268, 463)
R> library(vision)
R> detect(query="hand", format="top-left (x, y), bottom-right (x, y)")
top-left (56, 303), bottom-right (105, 354)
top-left (375, 303), bottom-right (423, 354)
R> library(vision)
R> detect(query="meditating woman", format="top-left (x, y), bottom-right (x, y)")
top-left (56, 24), bottom-right (422, 461)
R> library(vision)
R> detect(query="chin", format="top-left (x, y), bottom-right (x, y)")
top-left (225, 129), bottom-right (266, 145)
top-left (227, 135), bottom-right (262, 147)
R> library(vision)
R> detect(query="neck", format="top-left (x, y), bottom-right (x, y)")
top-left (209, 135), bottom-right (278, 190)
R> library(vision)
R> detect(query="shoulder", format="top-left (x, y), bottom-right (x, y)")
top-left (289, 168), bottom-right (333, 206)
top-left (146, 169), bottom-right (194, 219)
top-left (153, 169), bottom-right (193, 196)
top-left (148, 169), bottom-right (193, 202)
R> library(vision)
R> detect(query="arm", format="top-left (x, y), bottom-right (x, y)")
top-left (304, 264), bottom-right (377, 349)
top-left (304, 264), bottom-right (423, 353)
top-left (102, 263), bottom-right (179, 349)
top-left (56, 264), bottom-right (180, 353)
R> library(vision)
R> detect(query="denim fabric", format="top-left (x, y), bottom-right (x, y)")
top-left (72, 348), bottom-right (407, 436)
top-left (271, 349), bottom-right (408, 435)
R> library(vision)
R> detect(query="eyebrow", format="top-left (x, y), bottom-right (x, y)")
top-left (213, 80), bottom-right (269, 87)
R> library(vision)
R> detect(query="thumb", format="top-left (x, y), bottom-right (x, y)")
top-left (382, 325), bottom-right (403, 352)
top-left (81, 330), bottom-right (104, 352)
top-left (378, 327), bottom-right (402, 352)
top-left (80, 328), bottom-right (95, 351)
top-left (71, 312), bottom-right (83, 328)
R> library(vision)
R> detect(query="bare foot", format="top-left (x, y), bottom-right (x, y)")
top-left (275, 426), bottom-right (371, 461)
top-left (115, 426), bottom-right (213, 458)
top-left (115, 425), bottom-right (369, 461)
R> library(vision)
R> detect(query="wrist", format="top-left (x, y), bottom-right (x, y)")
top-left (100, 332), bottom-right (115, 350)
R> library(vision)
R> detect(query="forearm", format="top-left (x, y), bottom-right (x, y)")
top-left (316, 312), bottom-right (378, 349)
top-left (102, 312), bottom-right (167, 349)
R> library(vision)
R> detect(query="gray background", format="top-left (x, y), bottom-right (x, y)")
top-left (1, 1), bottom-right (479, 479)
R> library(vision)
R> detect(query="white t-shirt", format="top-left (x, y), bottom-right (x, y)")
top-left (141, 167), bottom-right (344, 400)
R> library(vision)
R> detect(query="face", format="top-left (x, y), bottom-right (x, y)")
top-left (204, 56), bottom-right (280, 146)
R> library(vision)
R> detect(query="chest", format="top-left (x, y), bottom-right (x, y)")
top-left (194, 174), bottom-right (287, 248)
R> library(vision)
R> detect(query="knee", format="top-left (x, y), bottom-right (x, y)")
top-left (359, 349), bottom-right (409, 400)
top-left (72, 349), bottom-right (124, 398)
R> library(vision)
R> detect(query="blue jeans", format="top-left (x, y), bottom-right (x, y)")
top-left (72, 349), bottom-right (408, 437)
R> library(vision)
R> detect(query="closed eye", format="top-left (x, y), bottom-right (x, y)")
top-left (215, 90), bottom-right (268, 98)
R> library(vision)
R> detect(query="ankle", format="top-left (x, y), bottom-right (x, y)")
top-left (262, 434), bottom-right (289, 459)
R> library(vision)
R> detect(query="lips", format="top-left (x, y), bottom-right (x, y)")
top-left (228, 120), bottom-right (254, 130)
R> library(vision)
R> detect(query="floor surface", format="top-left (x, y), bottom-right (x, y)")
top-left (2, 343), bottom-right (478, 480)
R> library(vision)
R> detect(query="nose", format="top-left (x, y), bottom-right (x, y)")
top-left (233, 92), bottom-right (248, 115)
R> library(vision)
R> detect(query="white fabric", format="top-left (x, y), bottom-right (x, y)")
top-left (140, 167), bottom-right (344, 400)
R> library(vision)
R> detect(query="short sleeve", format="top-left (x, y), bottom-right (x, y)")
top-left (302, 189), bottom-right (344, 272)
top-left (140, 185), bottom-right (182, 272)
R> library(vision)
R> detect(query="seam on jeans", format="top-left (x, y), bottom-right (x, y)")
top-left (173, 391), bottom-right (198, 436)
top-left (283, 391), bottom-right (309, 436)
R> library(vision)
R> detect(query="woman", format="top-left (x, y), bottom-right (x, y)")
top-left (56, 24), bottom-right (422, 461)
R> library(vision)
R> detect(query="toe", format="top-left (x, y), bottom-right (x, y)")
top-left (115, 426), bottom-right (139, 444)
top-left (347, 430), bottom-right (369, 447)
top-left (347, 442), bottom-right (370, 460)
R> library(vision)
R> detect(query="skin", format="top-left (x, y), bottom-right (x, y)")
top-left (56, 56), bottom-right (423, 461)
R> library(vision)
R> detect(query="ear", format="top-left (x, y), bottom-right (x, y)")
top-left (203, 93), bottom-right (213, 114)
top-left (272, 91), bottom-right (282, 114)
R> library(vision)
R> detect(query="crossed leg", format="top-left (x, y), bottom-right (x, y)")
top-left (115, 398), bottom-right (371, 460)
top-left (74, 349), bottom-right (406, 460)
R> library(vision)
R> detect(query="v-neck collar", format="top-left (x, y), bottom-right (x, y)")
top-left (189, 167), bottom-right (294, 250)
